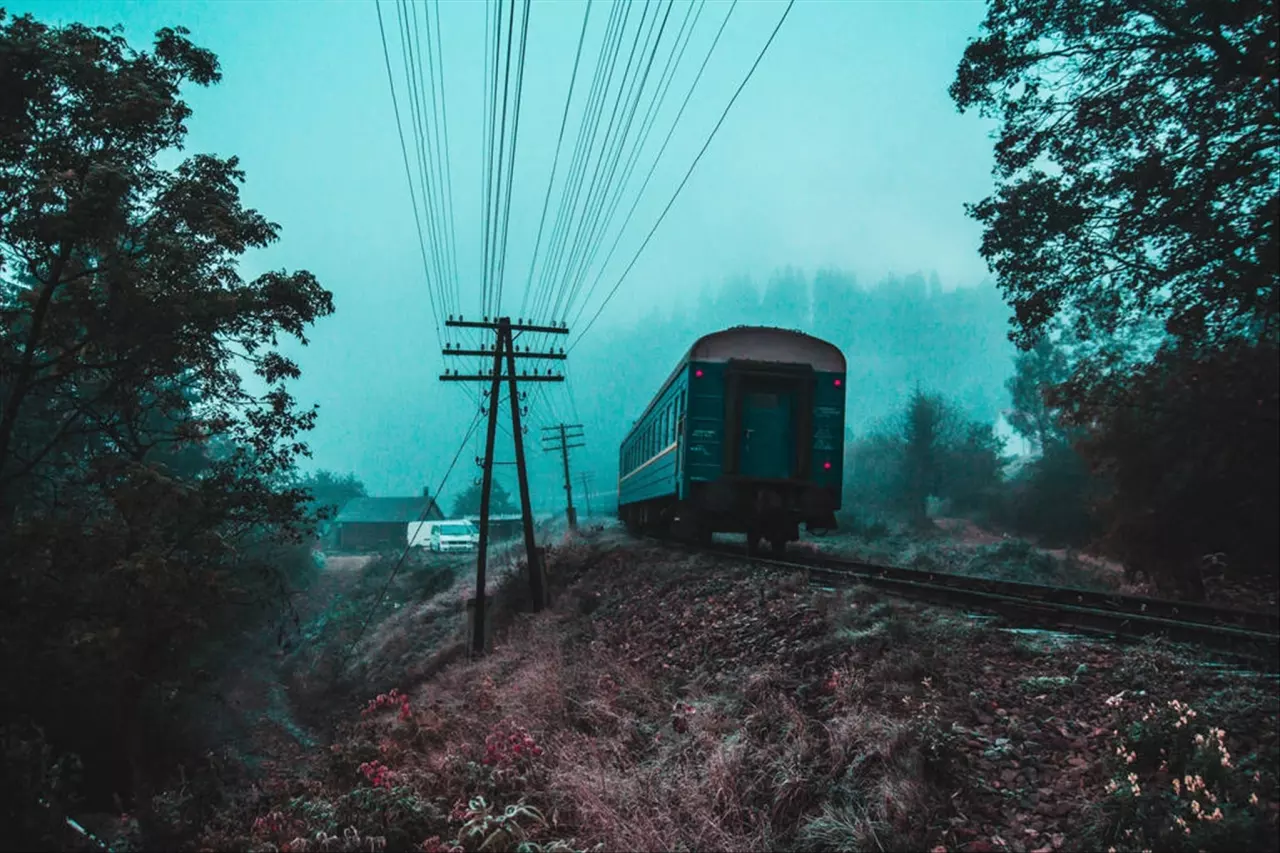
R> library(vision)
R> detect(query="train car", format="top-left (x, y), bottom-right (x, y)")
top-left (617, 326), bottom-right (846, 552)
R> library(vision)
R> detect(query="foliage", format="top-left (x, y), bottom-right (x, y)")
top-left (1054, 339), bottom-right (1279, 596)
top-left (300, 469), bottom-right (368, 525)
top-left (847, 391), bottom-right (1007, 523)
top-left (999, 438), bottom-right (1101, 546)
top-left (1090, 697), bottom-right (1278, 852)
top-left (953, 0), bottom-right (1279, 591)
top-left (951, 0), bottom-right (1278, 351)
top-left (1005, 335), bottom-right (1071, 453)
top-left (0, 8), bottom-right (332, 836)
top-left (900, 389), bottom-right (950, 523)
top-left (451, 479), bottom-right (515, 518)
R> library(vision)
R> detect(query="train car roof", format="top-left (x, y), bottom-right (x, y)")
top-left (622, 326), bottom-right (845, 444)
top-left (686, 326), bottom-right (846, 372)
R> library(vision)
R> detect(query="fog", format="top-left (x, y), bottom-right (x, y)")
top-left (16, 0), bottom-right (1006, 513)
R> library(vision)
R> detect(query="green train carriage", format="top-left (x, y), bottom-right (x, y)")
top-left (618, 326), bottom-right (847, 552)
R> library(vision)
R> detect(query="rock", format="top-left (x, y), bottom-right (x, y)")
top-left (1001, 769), bottom-right (1018, 784)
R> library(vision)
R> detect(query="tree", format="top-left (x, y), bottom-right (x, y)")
top-left (846, 392), bottom-right (1007, 523)
top-left (451, 479), bottom-right (515, 517)
top-left (1005, 335), bottom-right (1071, 453)
top-left (1053, 339), bottom-right (1279, 595)
top-left (952, 0), bottom-right (1278, 593)
top-left (951, 0), bottom-right (1277, 351)
top-left (0, 10), bottom-right (332, 833)
top-left (941, 419), bottom-right (1009, 516)
top-left (298, 469), bottom-right (367, 523)
top-left (899, 388), bottom-right (949, 524)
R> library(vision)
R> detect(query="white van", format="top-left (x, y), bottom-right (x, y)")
top-left (407, 520), bottom-right (445, 548)
top-left (430, 520), bottom-right (480, 552)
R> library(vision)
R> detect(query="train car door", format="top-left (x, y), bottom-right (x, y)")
top-left (738, 387), bottom-right (793, 479)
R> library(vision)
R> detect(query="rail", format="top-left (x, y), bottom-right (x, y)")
top-left (642, 535), bottom-right (1280, 671)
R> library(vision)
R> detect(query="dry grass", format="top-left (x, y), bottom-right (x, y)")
top-left (191, 530), bottom-right (1279, 853)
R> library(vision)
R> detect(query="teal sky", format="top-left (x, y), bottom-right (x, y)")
top-left (11, 0), bottom-right (1000, 502)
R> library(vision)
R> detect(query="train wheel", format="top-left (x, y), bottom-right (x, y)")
top-left (746, 530), bottom-right (760, 555)
top-left (769, 538), bottom-right (786, 555)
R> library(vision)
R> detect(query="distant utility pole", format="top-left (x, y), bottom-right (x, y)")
top-left (541, 423), bottom-right (584, 530)
top-left (442, 316), bottom-right (567, 654)
top-left (579, 471), bottom-right (594, 518)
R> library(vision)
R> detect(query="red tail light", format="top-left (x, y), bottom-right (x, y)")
top-left (823, 461), bottom-right (832, 470)
top-left (694, 369), bottom-right (703, 378)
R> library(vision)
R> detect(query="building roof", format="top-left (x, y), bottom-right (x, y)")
top-left (335, 497), bottom-right (443, 524)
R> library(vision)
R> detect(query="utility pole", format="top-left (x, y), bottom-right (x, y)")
top-left (442, 317), bottom-right (567, 654)
top-left (541, 423), bottom-right (583, 530)
top-left (579, 471), bottom-right (594, 519)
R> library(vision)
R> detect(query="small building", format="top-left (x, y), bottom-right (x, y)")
top-left (332, 488), bottom-right (444, 552)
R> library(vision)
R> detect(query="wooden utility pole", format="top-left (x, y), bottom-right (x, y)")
top-left (579, 471), bottom-right (594, 518)
top-left (442, 317), bottom-right (566, 654)
top-left (541, 423), bottom-right (583, 530)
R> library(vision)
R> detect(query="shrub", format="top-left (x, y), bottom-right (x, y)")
top-left (1089, 697), bottom-right (1279, 852)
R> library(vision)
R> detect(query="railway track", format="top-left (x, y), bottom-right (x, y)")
top-left (643, 534), bottom-right (1280, 671)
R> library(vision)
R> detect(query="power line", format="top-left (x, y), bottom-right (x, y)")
top-left (425, 0), bottom-right (462, 315)
top-left (494, 0), bottom-right (533, 316)
top-left (557, 0), bottom-right (707, 319)
top-left (480, 0), bottom-right (505, 316)
top-left (485, 0), bottom-right (519, 315)
top-left (518, 0), bottom-right (594, 321)
top-left (397, 0), bottom-right (453, 327)
top-left (570, 0), bottom-right (796, 352)
top-left (526, 0), bottom-right (631, 327)
top-left (546, 0), bottom-right (675, 323)
top-left (374, 0), bottom-right (444, 339)
top-left (535, 0), bottom-right (655, 325)
top-left (567, 0), bottom-right (736, 332)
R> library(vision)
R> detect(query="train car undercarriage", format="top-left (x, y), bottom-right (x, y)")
top-left (620, 480), bottom-right (838, 554)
